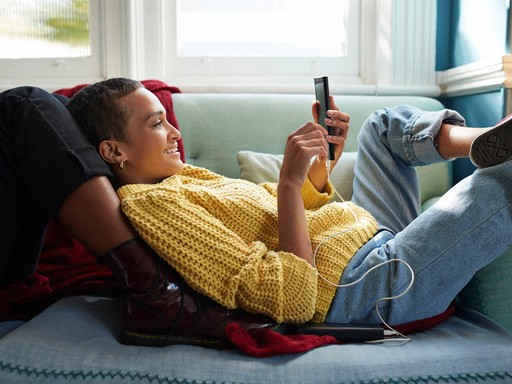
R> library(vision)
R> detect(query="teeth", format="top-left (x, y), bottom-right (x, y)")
top-left (164, 149), bottom-right (176, 154)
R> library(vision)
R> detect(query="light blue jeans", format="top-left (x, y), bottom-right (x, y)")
top-left (326, 105), bottom-right (512, 325)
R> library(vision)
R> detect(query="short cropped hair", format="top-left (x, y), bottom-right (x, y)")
top-left (67, 78), bottom-right (143, 147)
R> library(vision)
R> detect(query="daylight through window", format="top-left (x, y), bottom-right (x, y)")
top-left (177, 0), bottom-right (349, 58)
top-left (0, 0), bottom-right (90, 59)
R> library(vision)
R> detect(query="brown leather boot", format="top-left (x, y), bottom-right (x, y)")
top-left (103, 238), bottom-right (279, 348)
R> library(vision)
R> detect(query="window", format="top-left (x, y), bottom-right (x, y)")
top-left (0, 0), bottom-right (438, 95)
top-left (0, 0), bottom-right (103, 88)
top-left (177, 0), bottom-right (349, 58)
top-left (0, 0), bottom-right (90, 59)
top-left (163, 0), bottom-right (360, 92)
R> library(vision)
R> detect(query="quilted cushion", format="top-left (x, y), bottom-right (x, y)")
top-left (0, 296), bottom-right (511, 384)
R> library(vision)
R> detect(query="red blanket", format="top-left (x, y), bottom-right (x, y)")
top-left (0, 220), bottom-right (120, 320)
top-left (226, 302), bottom-right (455, 357)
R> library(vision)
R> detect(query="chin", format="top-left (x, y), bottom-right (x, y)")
top-left (174, 161), bottom-right (185, 172)
top-left (166, 162), bottom-right (185, 178)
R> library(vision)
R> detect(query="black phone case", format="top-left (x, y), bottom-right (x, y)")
top-left (292, 323), bottom-right (384, 341)
top-left (314, 76), bottom-right (335, 160)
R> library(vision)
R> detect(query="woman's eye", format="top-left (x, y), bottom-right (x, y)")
top-left (153, 121), bottom-right (163, 127)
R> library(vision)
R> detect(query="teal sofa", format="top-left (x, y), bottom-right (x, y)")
top-left (0, 93), bottom-right (511, 383)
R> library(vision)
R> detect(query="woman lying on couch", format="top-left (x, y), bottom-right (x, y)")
top-left (1, 78), bottom-right (511, 348)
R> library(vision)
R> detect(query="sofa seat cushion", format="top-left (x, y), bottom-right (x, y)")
top-left (0, 296), bottom-right (511, 384)
top-left (0, 321), bottom-right (23, 338)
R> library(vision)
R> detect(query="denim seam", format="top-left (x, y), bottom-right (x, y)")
top-left (401, 113), bottom-right (441, 167)
top-left (401, 113), bottom-right (422, 167)
top-left (401, 111), bottom-right (453, 167)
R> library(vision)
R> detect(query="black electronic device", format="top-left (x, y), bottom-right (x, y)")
top-left (314, 76), bottom-right (335, 160)
top-left (292, 323), bottom-right (385, 342)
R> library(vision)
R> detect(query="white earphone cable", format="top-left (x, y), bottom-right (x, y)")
top-left (312, 159), bottom-right (415, 343)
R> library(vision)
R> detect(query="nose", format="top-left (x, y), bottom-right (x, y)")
top-left (166, 121), bottom-right (181, 141)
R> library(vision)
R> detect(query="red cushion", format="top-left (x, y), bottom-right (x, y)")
top-left (226, 303), bottom-right (456, 357)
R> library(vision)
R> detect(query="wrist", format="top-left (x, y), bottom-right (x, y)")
top-left (277, 177), bottom-right (303, 193)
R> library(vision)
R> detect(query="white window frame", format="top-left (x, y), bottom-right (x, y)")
top-left (0, 0), bottom-right (106, 91)
top-left (150, 0), bottom-right (438, 95)
top-left (161, 0), bottom-right (361, 93)
top-left (0, 0), bottom-right (439, 96)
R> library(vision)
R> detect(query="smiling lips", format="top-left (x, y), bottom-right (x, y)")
top-left (164, 148), bottom-right (178, 155)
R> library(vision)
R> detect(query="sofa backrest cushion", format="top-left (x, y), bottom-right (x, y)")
top-left (173, 93), bottom-right (449, 204)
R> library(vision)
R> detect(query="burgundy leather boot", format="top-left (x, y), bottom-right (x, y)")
top-left (103, 238), bottom-right (279, 348)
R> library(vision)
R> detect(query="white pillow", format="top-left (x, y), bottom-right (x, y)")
top-left (237, 151), bottom-right (357, 201)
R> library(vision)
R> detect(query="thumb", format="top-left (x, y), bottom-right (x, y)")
top-left (311, 101), bottom-right (320, 123)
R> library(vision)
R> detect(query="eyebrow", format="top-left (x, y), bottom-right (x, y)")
top-left (144, 110), bottom-right (165, 122)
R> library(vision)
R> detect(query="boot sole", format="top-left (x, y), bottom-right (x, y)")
top-left (470, 115), bottom-right (512, 168)
top-left (120, 329), bottom-right (224, 348)
top-left (120, 322), bottom-right (286, 348)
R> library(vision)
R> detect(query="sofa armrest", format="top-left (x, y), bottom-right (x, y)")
top-left (459, 248), bottom-right (512, 331)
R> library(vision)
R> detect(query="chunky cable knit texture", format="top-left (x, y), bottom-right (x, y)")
top-left (117, 165), bottom-right (378, 323)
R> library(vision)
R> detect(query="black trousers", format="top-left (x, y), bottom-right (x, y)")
top-left (0, 86), bottom-right (111, 286)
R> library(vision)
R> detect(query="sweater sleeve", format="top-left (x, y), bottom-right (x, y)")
top-left (117, 183), bottom-right (318, 323)
top-left (301, 177), bottom-right (333, 209)
top-left (260, 178), bottom-right (333, 210)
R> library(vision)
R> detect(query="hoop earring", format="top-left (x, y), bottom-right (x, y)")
top-left (119, 161), bottom-right (124, 170)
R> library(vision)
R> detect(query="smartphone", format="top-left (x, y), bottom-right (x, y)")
top-left (314, 76), bottom-right (335, 160)
top-left (291, 323), bottom-right (385, 342)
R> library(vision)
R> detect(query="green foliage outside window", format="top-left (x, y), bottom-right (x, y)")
top-left (44, 0), bottom-right (90, 46)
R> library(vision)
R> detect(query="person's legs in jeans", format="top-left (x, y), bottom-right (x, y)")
top-left (327, 106), bottom-right (512, 325)
top-left (351, 106), bottom-right (465, 232)
top-left (0, 86), bottom-right (137, 286)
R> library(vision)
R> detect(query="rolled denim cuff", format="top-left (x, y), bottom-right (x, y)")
top-left (399, 109), bottom-right (466, 166)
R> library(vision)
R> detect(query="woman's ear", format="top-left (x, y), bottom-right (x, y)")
top-left (98, 140), bottom-right (123, 166)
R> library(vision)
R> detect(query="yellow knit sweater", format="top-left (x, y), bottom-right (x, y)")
top-left (117, 165), bottom-right (379, 323)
